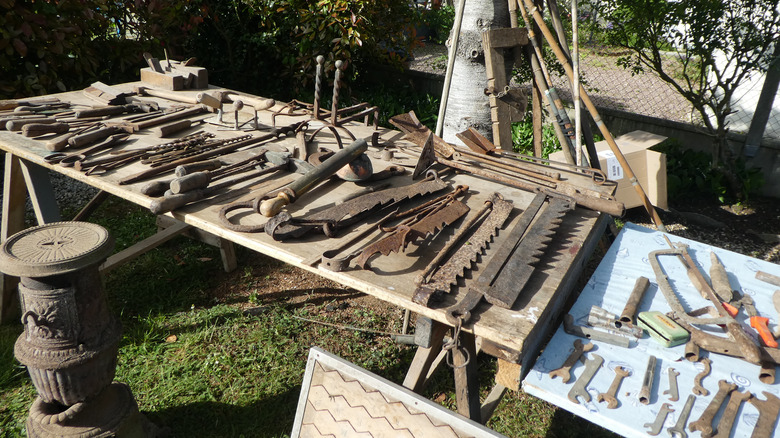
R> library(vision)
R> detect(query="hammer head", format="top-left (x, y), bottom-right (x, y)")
top-left (412, 132), bottom-right (437, 179)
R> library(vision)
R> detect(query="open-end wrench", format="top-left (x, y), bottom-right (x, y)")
top-left (597, 366), bottom-right (630, 409)
top-left (668, 394), bottom-right (696, 438)
top-left (644, 403), bottom-right (674, 436)
top-left (748, 391), bottom-right (780, 438)
top-left (549, 339), bottom-right (594, 384)
top-left (567, 353), bottom-right (603, 404)
top-left (712, 390), bottom-right (752, 438)
top-left (693, 358), bottom-right (712, 396)
top-left (663, 367), bottom-right (680, 402)
top-left (689, 379), bottom-right (737, 437)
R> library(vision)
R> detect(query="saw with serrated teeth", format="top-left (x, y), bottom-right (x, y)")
top-left (264, 171), bottom-right (449, 240)
top-left (412, 192), bottom-right (514, 306)
top-left (354, 185), bottom-right (470, 269)
top-left (484, 196), bottom-right (573, 308)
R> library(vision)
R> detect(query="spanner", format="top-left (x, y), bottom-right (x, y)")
top-left (567, 353), bottom-right (603, 404)
top-left (693, 358), bottom-right (712, 396)
top-left (663, 367), bottom-right (680, 402)
top-left (667, 394), bottom-right (696, 438)
top-left (549, 339), bottom-right (594, 383)
top-left (597, 366), bottom-right (630, 409)
top-left (644, 403), bottom-right (674, 436)
top-left (689, 379), bottom-right (736, 437)
top-left (711, 389), bottom-right (751, 438)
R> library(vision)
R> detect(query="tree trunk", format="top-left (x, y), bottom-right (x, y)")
top-left (441, 0), bottom-right (510, 144)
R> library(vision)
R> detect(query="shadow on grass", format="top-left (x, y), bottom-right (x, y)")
top-left (546, 408), bottom-right (621, 438)
top-left (147, 388), bottom-right (302, 438)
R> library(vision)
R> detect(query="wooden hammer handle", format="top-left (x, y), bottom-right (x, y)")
top-left (259, 138), bottom-right (368, 217)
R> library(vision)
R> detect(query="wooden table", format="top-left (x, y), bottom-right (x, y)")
top-left (0, 83), bottom-right (612, 422)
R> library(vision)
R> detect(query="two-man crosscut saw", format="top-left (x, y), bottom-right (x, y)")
top-left (445, 193), bottom-right (572, 325)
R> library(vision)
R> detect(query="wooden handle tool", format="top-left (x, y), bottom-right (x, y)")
top-left (259, 138), bottom-right (368, 217)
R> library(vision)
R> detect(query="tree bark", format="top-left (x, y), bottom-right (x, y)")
top-left (441, 0), bottom-right (510, 144)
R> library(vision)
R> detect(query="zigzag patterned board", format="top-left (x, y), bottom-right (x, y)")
top-left (291, 347), bottom-right (506, 438)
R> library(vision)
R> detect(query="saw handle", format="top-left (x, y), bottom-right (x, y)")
top-left (750, 316), bottom-right (778, 348)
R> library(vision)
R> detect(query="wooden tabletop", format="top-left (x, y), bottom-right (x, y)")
top-left (0, 83), bottom-right (612, 366)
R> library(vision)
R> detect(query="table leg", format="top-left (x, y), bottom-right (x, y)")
top-left (18, 158), bottom-right (60, 224)
top-left (453, 330), bottom-right (481, 422)
top-left (2, 154), bottom-right (27, 323)
top-left (403, 319), bottom-right (449, 392)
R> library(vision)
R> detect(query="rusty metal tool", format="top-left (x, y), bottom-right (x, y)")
top-left (169, 151), bottom-right (270, 194)
top-left (258, 138), bottom-right (368, 217)
top-left (463, 193), bottom-right (545, 309)
top-left (263, 171), bottom-right (450, 241)
top-left (756, 270), bottom-right (780, 287)
top-left (693, 357), bottom-right (712, 396)
top-left (483, 196), bottom-right (573, 308)
top-left (663, 367), bottom-right (680, 402)
top-left (690, 379), bottom-right (737, 437)
top-left (645, 403), bottom-right (675, 436)
top-left (668, 394), bottom-right (696, 438)
top-left (354, 186), bottom-right (470, 269)
top-left (45, 134), bottom-right (130, 167)
top-left (413, 193), bottom-right (514, 306)
top-left (313, 55), bottom-right (324, 119)
top-left (650, 247), bottom-right (762, 365)
top-left (548, 339), bottom-right (593, 383)
top-left (394, 116), bottom-right (624, 216)
top-left (619, 276), bottom-right (651, 325)
top-left (562, 314), bottom-right (631, 347)
top-left (120, 121), bottom-right (304, 185)
top-left (331, 60), bottom-right (344, 126)
top-left (567, 353), bottom-right (603, 404)
top-left (742, 294), bottom-right (778, 348)
top-left (712, 390), bottom-right (752, 438)
top-left (638, 355), bottom-right (657, 405)
top-left (308, 212), bottom-right (397, 271)
top-left (670, 314), bottom-right (780, 383)
top-left (748, 392), bottom-right (780, 438)
top-left (597, 366), bottom-right (629, 409)
top-left (150, 154), bottom-right (292, 215)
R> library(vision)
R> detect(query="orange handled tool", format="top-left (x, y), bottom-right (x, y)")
top-left (742, 295), bottom-right (778, 348)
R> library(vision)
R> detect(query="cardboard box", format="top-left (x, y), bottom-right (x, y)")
top-left (550, 130), bottom-right (668, 210)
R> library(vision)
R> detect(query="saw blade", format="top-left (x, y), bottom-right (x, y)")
top-left (412, 193), bottom-right (514, 306)
top-left (484, 196), bottom-right (573, 308)
top-left (268, 174), bottom-right (449, 240)
top-left (355, 199), bottom-right (470, 269)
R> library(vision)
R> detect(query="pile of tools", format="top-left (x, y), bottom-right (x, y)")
top-left (548, 239), bottom-right (780, 437)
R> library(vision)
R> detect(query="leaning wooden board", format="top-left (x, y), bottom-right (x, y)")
top-left (0, 82), bottom-right (611, 371)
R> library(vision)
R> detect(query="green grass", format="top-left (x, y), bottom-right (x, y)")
top-left (0, 197), bottom-right (619, 437)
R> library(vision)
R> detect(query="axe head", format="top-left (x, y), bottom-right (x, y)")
top-left (412, 132), bottom-right (437, 179)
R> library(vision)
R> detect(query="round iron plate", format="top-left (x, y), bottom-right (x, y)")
top-left (0, 222), bottom-right (114, 277)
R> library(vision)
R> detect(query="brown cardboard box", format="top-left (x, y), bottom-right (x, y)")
top-left (550, 130), bottom-right (668, 210)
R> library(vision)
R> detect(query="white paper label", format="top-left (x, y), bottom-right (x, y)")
top-left (599, 150), bottom-right (624, 180)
